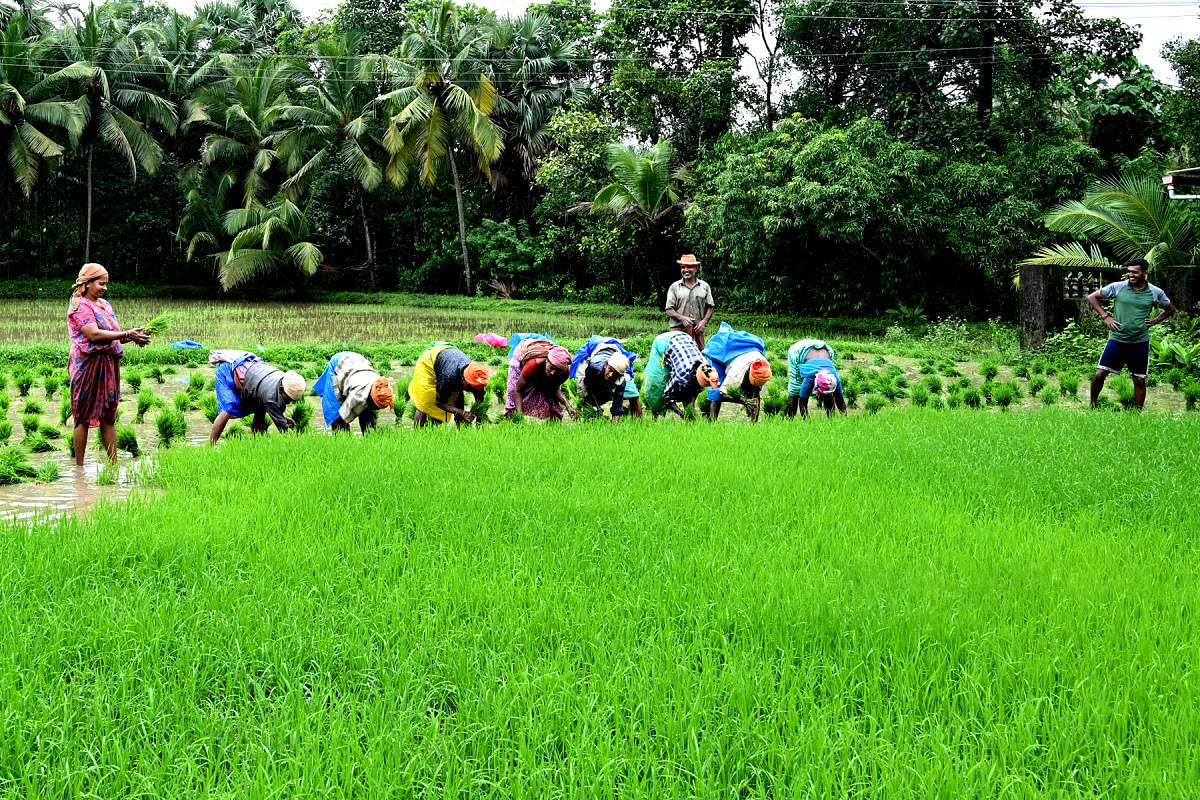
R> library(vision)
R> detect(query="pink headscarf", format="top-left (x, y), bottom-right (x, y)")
top-left (69, 262), bottom-right (108, 312)
top-left (815, 368), bottom-right (838, 395)
top-left (548, 346), bottom-right (571, 370)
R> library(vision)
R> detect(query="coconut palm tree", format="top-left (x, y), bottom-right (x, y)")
top-left (0, 13), bottom-right (83, 204)
top-left (215, 196), bottom-right (321, 289)
top-left (379, 0), bottom-right (504, 295)
top-left (44, 1), bottom-right (174, 260)
top-left (275, 33), bottom-right (386, 285)
top-left (574, 138), bottom-right (692, 293)
top-left (1021, 172), bottom-right (1198, 271)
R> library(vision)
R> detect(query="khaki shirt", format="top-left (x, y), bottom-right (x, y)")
top-left (664, 279), bottom-right (714, 329)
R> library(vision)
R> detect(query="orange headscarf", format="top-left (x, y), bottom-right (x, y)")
top-left (463, 362), bottom-right (493, 390)
top-left (370, 378), bottom-right (394, 409)
top-left (748, 358), bottom-right (773, 387)
top-left (69, 263), bottom-right (108, 311)
top-left (695, 363), bottom-right (718, 389)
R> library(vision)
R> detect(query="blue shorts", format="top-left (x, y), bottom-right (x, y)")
top-left (1098, 339), bottom-right (1150, 378)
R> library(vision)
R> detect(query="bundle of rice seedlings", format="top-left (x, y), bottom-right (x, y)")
top-left (116, 426), bottom-right (140, 457)
top-left (1029, 375), bottom-right (1048, 394)
top-left (978, 361), bottom-right (999, 381)
top-left (910, 385), bottom-right (930, 407)
top-left (126, 370), bottom-right (142, 392)
top-left (928, 394), bottom-right (945, 410)
top-left (1183, 381), bottom-right (1200, 411)
top-left (488, 370), bottom-right (507, 402)
top-left (0, 373), bottom-right (7, 391)
top-left (864, 395), bottom-right (887, 414)
top-left (1110, 375), bottom-right (1137, 409)
top-left (20, 414), bottom-right (40, 438)
top-left (0, 446), bottom-right (36, 484)
top-left (0, 392), bottom-right (9, 411)
top-left (135, 386), bottom-right (155, 423)
top-left (187, 372), bottom-right (204, 396)
top-left (0, 420), bottom-right (11, 443)
top-left (172, 392), bottom-right (192, 413)
top-left (35, 461), bottom-right (60, 483)
top-left (156, 408), bottom-right (187, 447)
top-left (163, 365), bottom-right (178, 375)
top-left (291, 400), bottom-right (313, 432)
top-left (199, 393), bottom-right (220, 423)
top-left (43, 374), bottom-right (61, 399)
top-left (991, 382), bottom-right (1017, 410)
top-left (37, 423), bottom-right (60, 440)
top-left (962, 387), bottom-right (983, 408)
top-left (14, 371), bottom-right (32, 397)
top-left (149, 365), bottom-right (165, 384)
top-left (143, 313), bottom-right (172, 335)
top-left (22, 399), bottom-right (42, 415)
top-left (97, 462), bottom-right (118, 486)
top-left (1040, 385), bottom-right (1058, 406)
top-left (24, 432), bottom-right (55, 453)
top-left (577, 403), bottom-right (604, 423)
top-left (762, 394), bottom-right (786, 416)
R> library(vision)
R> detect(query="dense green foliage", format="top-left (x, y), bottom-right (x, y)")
top-left (1, 414), bottom-right (1199, 794)
top-left (0, 0), bottom-right (1194, 316)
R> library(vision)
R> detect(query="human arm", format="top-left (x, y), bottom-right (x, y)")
top-left (1086, 287), bottom-right (1121, 332)
top-left (1148, 302), bottom-right (1177, 328)
top-left (265, 392), bottom-right (296, 432)
top-left (79, 322), bottom-right (150, 346)
top-left (209, 411), bottom-right (233, 444)
top-left (556, 387), bottom-right (579, 420)
top-left (664, 399), bottom-right (687, 419)
top-left (330, 416), bottom-right (352, 432)
top-left (695, 299), bottom-right (714, 336)
top-left (435, 390), bottom-right (477, 423)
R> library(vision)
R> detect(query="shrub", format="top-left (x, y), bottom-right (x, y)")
top-left (117, 426), bottom-right (140, 458)
top-left (156, 408), bottom-right (187, 447)
top-left (1183, 381), bottom-right (1200, 411)
top-left (135, 386), bottom-right (155, 423)
top-left (910, 385), bottom-right (930, 407)
top-left (1029, 375), bottom-right (1048, 394)
top-left (864, 395), bottom-right (887, 414)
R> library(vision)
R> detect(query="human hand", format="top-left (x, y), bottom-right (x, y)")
top-left (1104, 315), bottom-right (1121, 331)
top-left (460, 410), bottom-right (477, 424)
top-left (125, 329), bottom-right (151, 347)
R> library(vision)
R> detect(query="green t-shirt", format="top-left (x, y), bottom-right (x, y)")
top-left (1100, 280), bottom-right (1171, 344)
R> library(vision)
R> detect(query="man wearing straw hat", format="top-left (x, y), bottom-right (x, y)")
top-left (664, 254), bottom-right (715, 348)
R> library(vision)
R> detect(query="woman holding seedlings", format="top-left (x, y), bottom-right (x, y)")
top-left (787, 339), bottom-right (847, 418)
top-left (314, 351), bottom-right (393, 432)
top-left (504, 338), bottom-right (579, 421)
top-left (67, 262), bottom-right (150, 465)
top-left (208, 350), bottom-right (307, 443)
top-left (642, 331), bottom-right (719, 418)
top-left (571, 336), bottom-right (641, 420)
top-left (409, 345), bottom-right (492, 426)
top-left (703, 323), bottom-right (773, 422)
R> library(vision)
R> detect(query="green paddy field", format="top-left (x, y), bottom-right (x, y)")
top-left (1, 411), bottom-right (1197, 797)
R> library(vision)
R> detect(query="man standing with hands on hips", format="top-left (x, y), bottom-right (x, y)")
top-left (1086, 257), bottom-right (1176, 410)
top-left (665, 254), bottom-right (715, 349)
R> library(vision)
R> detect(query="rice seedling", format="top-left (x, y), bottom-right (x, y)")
top-left (910, 384), bottom-right (930, 407)
top-left (143, 313), bottom-right (172, 335)
top-left (1029, 374), bottom-right (1048, 394)
top-left (1040, 385), bottom-right (1058, 406)
top-left (937, 360), bottom-right (961, 377)
top-left (37, 423), bottom-right (61, 440)
top-left (22, 399), bottom-right (42, 415)
top-left (291, 400), bottom-right (313, 432)
top-left (149, 365), bottom-right (165, 384)
top-left (918, 359), bottom-right (937, 374)
top-left (172, 392), bottom-right (192, 413)
top-left (126, 370), bottom-right (142, 392)
top-left (921, 374), bottom-right (942, 394)
top-left (163, 365), bottom-right (178, 375)
top-left (1059, 373), bottom-right (1080, 398)
top-left (198, 393), bottom-right (220, 423)
top-left (14, 370), bottom-right (33, 396)
top-left (962, 386), bottom-right (983, 408)
top-left (928, 394), bottom-right (944, 409)
top-left (0, 372), bottom-right (7, 391)
top-left (36, 364), bottom-right (52, 377)
top-left (1014, 363), bottom-right (1030, 379)
top-left (135, 386), bottom-right (155, 423)
top-left (20, 413), bottom-right (39, 437)
top-left (24, 431), bottom-right (54, 452)
top-left (991, 382), bottom-right (1017, 410)
top-left (0, 420), bottom-right (10, 443)
top-left (1030, 358), bottom-right (1048, 375)
top-left (1165, 368), bottom-right (1186, 391)
top-left (35, 460), bottom-right (60, 483)
top-left (58, 400), bottom-right (71, 426)
top-left (1110, 375), bottom-right (1137, 409)
top-left (43, 374), bottom-right (61, 399)
top-left (488, 370), bottom-right (507, 403)
top-left (0, 445), bottom-right (36, 484)
top-left (156, 408), bottom-right (187, 447)
top-left (187, 372), bottom-right (205, 396)
top-left (576, 403), bottom-right (605, 423)
top-left (863, 394), bottom-right (887, 414)
top-left (96, 461), bottom-right (118, 485)
top-left (205, 377), bottom-right (216, 391)
top-left (117, 426), bottom-right (140, 457)
top-left (762, 393), bottom-right (786, 416)
top-left (0, 392), bottom-right (9, 412)
top-left (946, 389), bottom-right (964, 408)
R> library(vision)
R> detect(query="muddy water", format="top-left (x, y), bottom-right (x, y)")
top-left (0, 452), bottom-right (139, 523)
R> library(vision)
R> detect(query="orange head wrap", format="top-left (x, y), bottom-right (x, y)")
top-left (695, 363), bottom-right (718, 389)
top-left (463, 362), bottom-right (493, 390)
top-left (748, 357), bottom-right (773, 387)
top-left (69, 263), bottom-right (109, 309)
top-left (370, 378), bottom-right (394, 409)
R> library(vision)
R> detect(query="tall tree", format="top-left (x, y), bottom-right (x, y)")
top-left (380, 0), bottom-right (503, 295)
top-left (45, 1), bottom-right (173, 260)
top-left (0, 13), bottom-right (83, 205)
top-left (574, 138), bottom-right (691, 297)
top-left (276, 33), bottom-right (387, 285)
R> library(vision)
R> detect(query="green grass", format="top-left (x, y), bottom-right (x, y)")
top-left (0, 412), bottom-right (1197, 796)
